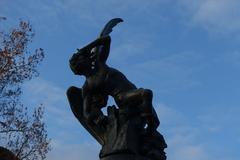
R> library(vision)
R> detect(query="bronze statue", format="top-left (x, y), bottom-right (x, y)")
top-left (0, 147), bottom-right (19, 160)
top-left (67, 18), bottom-right (167, 160)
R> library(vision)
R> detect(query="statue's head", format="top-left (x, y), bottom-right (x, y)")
top-left (69, 49), bottom-right (93, 76)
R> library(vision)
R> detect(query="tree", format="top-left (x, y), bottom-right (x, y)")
top-left (0, 18), bottom-right (50, 160)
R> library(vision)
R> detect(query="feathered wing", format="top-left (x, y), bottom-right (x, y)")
top-left (99, 18), bottom-right (123, 37)
top-left (90, 18), bottom-right (123, 61)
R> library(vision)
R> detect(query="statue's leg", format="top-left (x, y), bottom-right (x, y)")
top-left (116, 89), bottom-right (160, 131)
top-left (136, 89), bottom-right (160, 131)
top-left (82, 93), bottom-right (108, 126)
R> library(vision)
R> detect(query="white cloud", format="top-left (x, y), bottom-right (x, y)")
top-left (23, 78), bottom-right (101, 158)
top-left (155, 104), bottom-right (210, 160)
top-left (24, 78), bottom-right (65, 103)
top-left (2, 0), bottom-right (167, 35)
top-left (23, 78), bottom-right (73, 126)
top-left (223, 51), bottom-right (240, 67)
top-left (197, 105), bottom-right (240, 133)
top-left (168, 133), bottom-right (208, 160)
top-left (23, 79), bottom-right (240, 160)
top-left (4, 0), bottom-right (240, 37)
top-left (155, 104), bottom-right (187, 126)
top-left (179, 0), bottom-right (240, 34)
top-left (23, 78), bottom-right (212, 160)
top-left (126, 51), bottom-right (203, 92)
top-left (155, 103), bottom-right (239, 160)
top-left (47, 140), bottom-right (100, 160)
top-left (172, 145), bottom-right (208, 160)
top-left (109, 33), bottom-right (152, 65)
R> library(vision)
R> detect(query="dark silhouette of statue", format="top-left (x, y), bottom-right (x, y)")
top-left (67, 18), bottom-right (167, 160)
top-left (0, 147), bottom-right (19, 160)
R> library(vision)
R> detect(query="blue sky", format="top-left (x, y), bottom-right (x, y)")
top-left (1, 0), bottom-right (240, 160)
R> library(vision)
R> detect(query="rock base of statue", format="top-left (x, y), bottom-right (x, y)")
top-left (98, 106), bottom-right (167, 160)
top-left (67, 86), bottom-right (167, 160)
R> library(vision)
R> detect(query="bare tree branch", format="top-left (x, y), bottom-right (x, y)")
top-left (0, 19), bottom-right (50, 160)
top-left (16, 136), bottom-right (29, 158)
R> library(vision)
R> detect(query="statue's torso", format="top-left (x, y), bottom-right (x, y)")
top-left (83, 66), bottom-right (136, 99)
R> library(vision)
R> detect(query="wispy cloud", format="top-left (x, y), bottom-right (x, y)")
top-left (156, 102), bottom-right (240, 160)
top-left (221, 51), bottom-right (240, 67)
top-left (197, 105), bottom-right (240, 133)
top-left (179, 0), bottom-right (240, 35)
top-left (124, 51), bottom-right (204, 92)
top-left (5, 0), bottom-right (239, 159)
top-left (171, 144), bottom-right (208, 160)
top-left (1, 0), bottom-right (166, 34)
top-left (23, 78), bottom-right (101, 159)
top-left (47, 140), bottom-right (99, 160)
top-left (23, 78), bottom-right (240, 160)
top-left (155, 104), bottom-right (210, 160)
top-left (23, 78), bottom-right (211, 160)
top-left (4, 0), bottom-right (240, 38)
top-left (23, 78), bottom-right (71, 124)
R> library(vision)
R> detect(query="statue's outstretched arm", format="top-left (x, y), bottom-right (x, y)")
top-left (98, 36), bottom-right (111, 63)
top-left (79, 36), bottom-right (111, 63)
top-left (80, 36), bottom-right (109, 51)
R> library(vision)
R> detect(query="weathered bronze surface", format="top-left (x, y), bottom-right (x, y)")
top-left (0, 147), bottom-right (19, 160)
top-left (67, 18), bottom-right (167, 160)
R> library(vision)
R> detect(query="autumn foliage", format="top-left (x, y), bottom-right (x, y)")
top-left (0, 19), bottom-right (50, 160)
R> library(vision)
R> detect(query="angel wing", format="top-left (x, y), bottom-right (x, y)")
top-left (90, 18), bottom-right (123, 62)
top-left (99, 18), bottom-right (123, 37)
